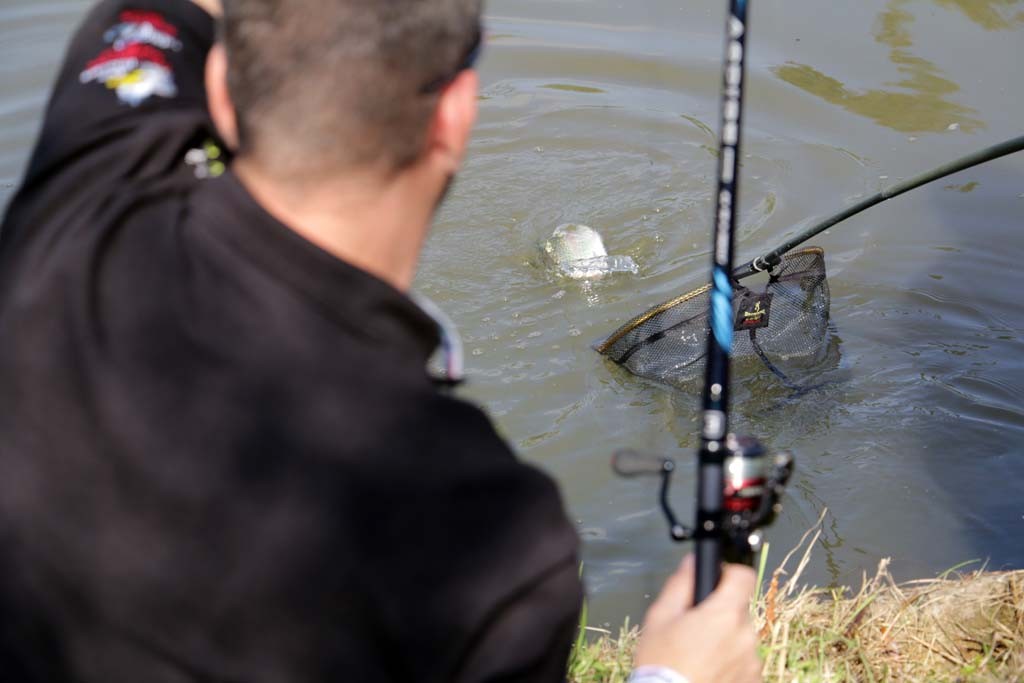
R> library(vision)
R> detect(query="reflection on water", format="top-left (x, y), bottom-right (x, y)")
top-left (937, 0), bottom-right (1023, 29)
top-left (540, 83), bottom-right (607, 94)
top-left (945, 180), bottom-right (980, 193)
top-left (774, 0), bottom-right (1022, 133)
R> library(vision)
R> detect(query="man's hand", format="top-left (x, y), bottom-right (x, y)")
top-left (634, 556), bottom-right (762, 683)
top-left (190, 0), bottom-right (222, 17)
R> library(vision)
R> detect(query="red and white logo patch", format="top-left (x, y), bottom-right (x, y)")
top-left (103, 10), bottom-right (183, 51)
top-left (81, 10), bottom-right (181, 106)
top-left (79, 43), bottom-right (177, 107)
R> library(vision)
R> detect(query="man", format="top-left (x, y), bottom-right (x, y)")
top-left (0, 1), bottom-right (760, 681)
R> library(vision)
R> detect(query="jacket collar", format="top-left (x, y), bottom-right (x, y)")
top-left (192, 171), bottom-right (443, 365)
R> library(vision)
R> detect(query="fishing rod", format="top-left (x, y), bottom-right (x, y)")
top-left (612, 0), bottom-right (793, 605)
top-left (734, 133), bottom-right (1024, 279)
top-left (690, 0), bottom-right (752, 601)
top-left (692, 0), bottom-right (789, 603)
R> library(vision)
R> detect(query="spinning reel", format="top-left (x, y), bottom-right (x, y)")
top-left (612, 437), bottom-right (793, 566)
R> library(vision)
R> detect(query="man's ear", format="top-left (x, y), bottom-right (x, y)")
top-left (428, 69), bottom-right (479, 174)
top-left (205, 43), bottom-right (240, 151)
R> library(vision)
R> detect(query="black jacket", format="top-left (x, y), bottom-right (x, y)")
top-left (0, 2), bottom-right (583, 681)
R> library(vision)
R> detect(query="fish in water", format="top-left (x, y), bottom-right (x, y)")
top-left (542, 224), bottom-right (639, 279)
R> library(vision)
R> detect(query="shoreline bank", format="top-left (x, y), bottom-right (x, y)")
top-left (570, 526), bottom-right (1024, 682)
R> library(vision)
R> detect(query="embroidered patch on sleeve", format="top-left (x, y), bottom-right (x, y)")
top-left (81, 10), bottom-right (183, 107)
top-left (104, 10), bottom-right (183, 51)
top-left (80, 43), bottom-right (178, 107)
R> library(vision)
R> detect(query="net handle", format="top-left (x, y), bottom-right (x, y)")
top-left (733, 133), bottom-right (1024, 280)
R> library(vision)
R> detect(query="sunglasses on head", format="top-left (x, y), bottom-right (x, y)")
top-left (419, 28), bottom-right (483, 95)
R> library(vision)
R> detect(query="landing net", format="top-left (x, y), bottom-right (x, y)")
top-left (596, 247), bottom-right (830, 388)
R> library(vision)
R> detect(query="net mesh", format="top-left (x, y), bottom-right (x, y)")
top-left (596, 247), bottom-right (831, 388)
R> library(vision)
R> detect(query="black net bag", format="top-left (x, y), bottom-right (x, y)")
top-left (596, 247), bottom-right (831, 388)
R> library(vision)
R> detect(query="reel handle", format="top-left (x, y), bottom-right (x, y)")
top-left (611, 449), bottom-right (673, 477)
top-left (611, 438), bottom-right (794, 599)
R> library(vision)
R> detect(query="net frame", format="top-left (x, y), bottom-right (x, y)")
top-left (596, 247), bottom-right (831, 388)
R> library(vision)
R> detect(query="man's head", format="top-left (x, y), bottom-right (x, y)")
top-left (208, 0), bottom-right (482, 182)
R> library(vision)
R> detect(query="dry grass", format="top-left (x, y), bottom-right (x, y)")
top-left (569, 512), bottom-right (1024, 682)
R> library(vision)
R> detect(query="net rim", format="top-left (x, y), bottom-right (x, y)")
top-left (595, 284), bottom-right (711, 354)
top-left (595, 246), bottom-right (827, 355)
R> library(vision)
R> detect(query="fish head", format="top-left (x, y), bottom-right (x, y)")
top-left (543, 223), bottom-right (609, 265)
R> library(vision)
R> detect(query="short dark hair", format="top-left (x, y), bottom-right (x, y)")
top-left (222, 0), bottom-right (482, 177)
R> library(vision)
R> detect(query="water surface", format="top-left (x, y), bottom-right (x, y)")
top-left (3, 0), bottom-right (1023, 630)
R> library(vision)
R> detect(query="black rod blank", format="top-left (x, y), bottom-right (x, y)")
top-left (695, 0), bottom-right (751, 604)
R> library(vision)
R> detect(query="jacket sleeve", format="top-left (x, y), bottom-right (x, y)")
top-left (342, 388), bottom-right (585, 683)
top-left (453, 557), bottom-right (584, 683)
top-left (22, 0), bottom-right (216, 184)
top-left (402, 394), bottom-right (585, 683)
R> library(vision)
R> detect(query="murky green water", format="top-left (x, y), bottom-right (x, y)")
top-left (3, 0), bottom-right (1023, 630)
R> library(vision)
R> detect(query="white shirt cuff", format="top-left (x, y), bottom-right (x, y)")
top-left (628, 665), bottom-right (692, 683)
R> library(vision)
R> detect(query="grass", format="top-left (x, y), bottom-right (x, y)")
top-left (569, 512), bottom-right (1024, 682)
top-left (567, 614), bottom-right (637, 683)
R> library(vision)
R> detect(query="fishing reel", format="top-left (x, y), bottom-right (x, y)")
top-left (612, 436), bottom-right (793, 565)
